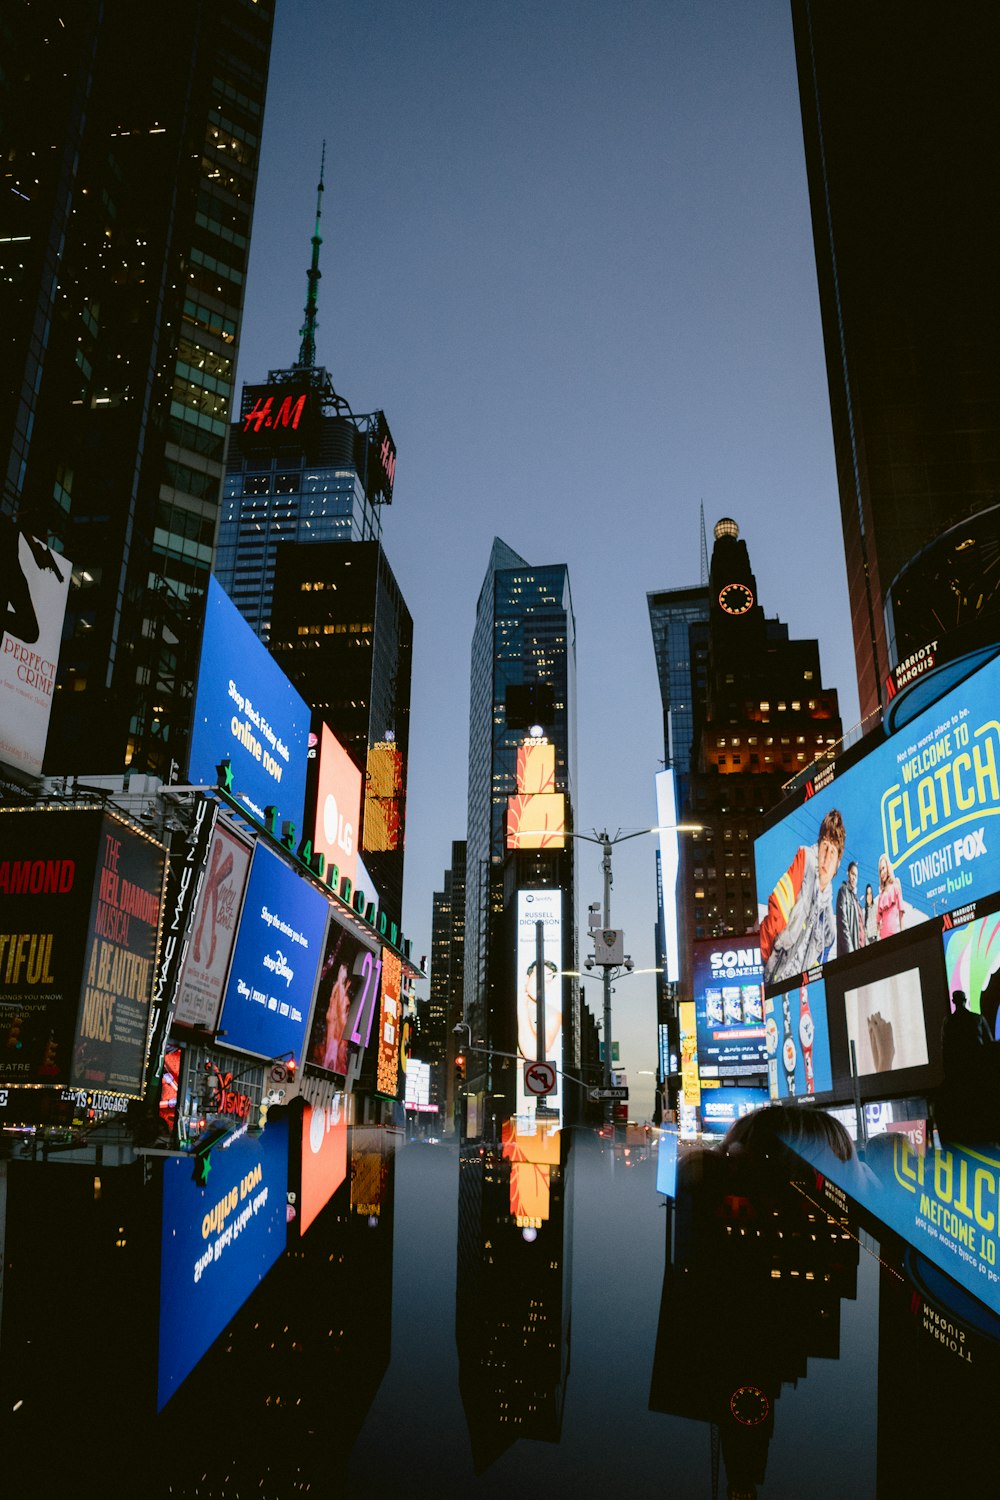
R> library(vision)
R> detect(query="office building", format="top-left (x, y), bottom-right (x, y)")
top-left (430, 840), bottom-right (467, 1132)
top-left (464, 538), bottom-right (578, 1135)
top-left (792, 2), bottom-right (1000, 719)
top-left (0, 0), bottom-right (274, 778)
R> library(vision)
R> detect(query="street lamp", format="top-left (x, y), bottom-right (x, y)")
top-left (568, 824), bottom-right (701, 1122)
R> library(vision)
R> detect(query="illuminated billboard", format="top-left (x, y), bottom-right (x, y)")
top-left (217, 843), bottom-right (328, 1068)
top-left (506, 792), bottom-right (566, 850)
top-left (299, 1098), bottom-right (348, 1235)
top-left (171, 822), bottom-right (252, 1032)
top-left (699, 1087), bottom-right (769, 1135)
top-left (756, 651), bottom-right (1000, 989)
top-left (0, 528), bottom-right (71, 777)
top-left (764, 973), bottom-right (833, 1101)
top-left (655, 770), bottom-right (681, 983)
top-left (189, 576), bottom-right (310, 833)
top-left (502, 1117), bottom-right (560, 1225)
top-left (158, 1118), bottom-right (288, 1408)
top-left (304, 912), bottom-right (381, 1077)
top-left (843, 967), bottom-right (929, 1076)
top-left (515, 889), bottom-right (563, 1125)
top-left (942, 895), bottom-right (1000, 1037)
top-left (516, 741), bottom-right (555, 793)
top-left (375, 948), bottom-right (402, 1098)
top-left (0, 807), bottom-right (165, 1094)
top-left (312, 722), bottom-right (362, 888)
top-left (363, 740), bottom-right (404, 852)
top-left (692, 935), bottom-right (767, 1080)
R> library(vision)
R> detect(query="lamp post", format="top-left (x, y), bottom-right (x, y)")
top-left (569, 823), bottom-right (701, 1124)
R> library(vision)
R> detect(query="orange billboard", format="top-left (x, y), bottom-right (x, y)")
top-left (515, 741), bottom-right (555, 794)
top-left (363, 740), bottom-right (404, 852)
top-left (376, 948), bottom-right (402, 1098)
top-left (506, 792), bottom-right (566, 850)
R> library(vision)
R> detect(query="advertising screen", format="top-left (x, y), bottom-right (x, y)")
top-left (0, 808), bottom-right (165, 1094)
top-left (217, 843), bottom-right (328, 1067)
top-left (692, 936), bottom-right (767, 1080)
top-left (0, 527), bottom-right (71, 777)
top-left (942, 896), bottom-right (1000, 1038)
top-left (843, 966), bottom-right (929, 1077)
top-left (764, 973), bottom-right (833, 1101)
top-left (656, 769), bottom-right (681, 983)
top-left (158, 1118), bottom-right (288, 1408)
top-left (363, 740), bottom-right (404, 852)
top-left (516, 741), bottom-right (555, 793)
top-left (172, 823), bottom-right (252, 1032)
top-left (189, 576), bottom-right (310, 833)
top-left (699, 1087), bottom-right (769, 1135)
top-left (375, 948), bottom-right (402, 1098)
top-left (515, 889), bottom-right (563, 1125)
top-left (299, 1098), bottom-right (348, 1235)
top-left (755, 651), bottom-right (1000, 989)
top-left (305, 912), bottom-right (381, 1077)
top-left (312, 722), bottom-right (362, 889)
top-left (506, 793), bottom-right (566, 850)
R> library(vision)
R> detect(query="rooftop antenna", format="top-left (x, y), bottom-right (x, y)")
top-left (699, 500), bottom-right (710, 585)
top-left (296, 143), bottom-right (325, 369)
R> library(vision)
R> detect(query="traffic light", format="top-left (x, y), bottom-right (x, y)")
top-left (455, 1053), bottom-right (467, 1087)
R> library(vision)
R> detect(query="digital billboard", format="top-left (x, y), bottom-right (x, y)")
top-left (0, 526), bottom-right (71, 777)
top-left (217, 843), bottom-right (328, 1067)
top-left (516, 740), bottom-right (555, 793)
top-left (515, 889), bottom-right (563, 1125)
top-left (158, 1118), bottom-right (288, 1408)
top-left (942, 895), bottom-right (1000, 1038)
top-left (764, 973), bottom-right (833, 1101)
top-left (506, 792), bottom-right (566, 850)
top-left (655, 769), bottom-right (681, 983)
top-left (299, 1097), bottom-right (348, 1235)
top-left (699, 1087), bottom-right (769, 1135)
top-left (502, 1119), bottom-right (560, 1225)
top-left (692, 936), bottom-right (767, 1080)
top-left (305, 912), bottom-right (381, 1077)
top-left (312, 722), bottom-right (362, 889)
top-left (171, 822), bottom-right (252, 1033)
top-left (363, 740), bottom-right (404, 852)
top-left (375, 948), bottom-right (402, 1098)
top-left (0, 808), bottom-right (165, 1094)
top-left (189, 575), bottom-right (310, 833)
top-left (843, 966), bottom-right (930, 1077)
top-left (755, 650), bottom-right (1000, 989)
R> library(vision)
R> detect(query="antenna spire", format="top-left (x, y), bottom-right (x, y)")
top-left (297, 143), bottom-right (325, 368)
top-left (699, 500), bottom-right (709, 585)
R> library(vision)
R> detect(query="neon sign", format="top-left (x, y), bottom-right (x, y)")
top-left (242, 390), bottom-right (309, 435)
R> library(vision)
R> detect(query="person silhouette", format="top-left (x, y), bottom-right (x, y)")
top-left (941, 988), bottom-right (991, 1082)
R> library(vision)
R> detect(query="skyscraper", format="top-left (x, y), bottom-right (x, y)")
top-left (430, 840), bottom-right (467, 1132)
top-left (217, 159), bottom-right (409, 923)
top-left (0, 0), bottom-right (275, 778)
top-left (792, 1), bottom-right (1000, 719)
top-left (464, 539), bottom-right (578, 1136)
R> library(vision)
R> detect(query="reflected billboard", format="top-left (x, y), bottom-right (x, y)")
top-left (942, 895), bottom-right (1000, 1038)
top-left (515, 889), bottom-right (563, 1125)
top-left (189, 576), bottom-right (310, 832)
top-left (699, 1087), bottom-right (769, 1135)
top-left (756, 651), bottom-right (1000, 989)
top-left (158, 1118), bottom-right (288, 1408)
top-left (217, 843), bottom-right (328, 1067)
top-left (299, 1098), bottom-right (348, 1235)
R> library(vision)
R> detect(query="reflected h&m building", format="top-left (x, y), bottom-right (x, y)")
top-left (0, 0), bottom-right (275, 780)
top-left (463, 539), bottom-right (578, 1139)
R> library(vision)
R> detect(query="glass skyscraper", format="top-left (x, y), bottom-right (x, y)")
top-left (463, 539), bottom-right (578, 1133)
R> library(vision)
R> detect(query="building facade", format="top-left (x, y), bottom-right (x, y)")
top-left (0, 0), bottom-right (274, 778)
top-left (429, 840), bottom-right (467, 1133)
top-left (463, 539), bottom-right (578, 1137)
top-left (792, 1), bottom-right (1000, 719)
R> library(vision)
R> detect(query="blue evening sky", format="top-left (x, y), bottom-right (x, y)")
top-left (235, 1), bottom-right (858, 1115)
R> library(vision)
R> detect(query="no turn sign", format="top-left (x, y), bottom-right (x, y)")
top-left (524, 1060), bottom-right (557, 1096)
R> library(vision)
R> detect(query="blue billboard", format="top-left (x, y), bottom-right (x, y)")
top-left (755, 651), bottom-right (1000, 989)
top-left (189, 576), bottom-right (311, 834)
top-left (217, 843), bottom-right (329, 1067)
top-left (158, 1118), bottom-right (288, 1408)
top-left (764, 973), bottom-right (833, 1101)
top-left (699, 1086), bottom-right (769, 1135)
top-left (692, 935), bottom-right (768, 1080)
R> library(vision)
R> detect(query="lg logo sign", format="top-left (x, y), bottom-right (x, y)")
top-left (323, 792), bottom-right (354, 856)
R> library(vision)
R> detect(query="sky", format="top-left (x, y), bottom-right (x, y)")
top-left (235, 0), bottom-right (860, 1119)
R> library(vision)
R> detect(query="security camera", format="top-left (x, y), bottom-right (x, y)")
top-left (585, 956), bottom-right (595, 971)
top-left (624, 957), bottom-right (634, 973)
